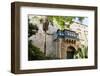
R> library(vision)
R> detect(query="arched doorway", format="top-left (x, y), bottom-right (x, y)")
top-left (66, 46), bottom-right (76, 59)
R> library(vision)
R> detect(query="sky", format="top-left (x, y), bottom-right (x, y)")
top-left (74, 17), bottom-right (88, 26)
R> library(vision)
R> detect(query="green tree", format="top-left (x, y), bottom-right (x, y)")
top-left (48, 16), bottom-right (85, 30)
top-left (28, 19), bottom-right (38, 37)
top-left (28, 40), bottom-right (46, 60)
top-left (28, 40), bottom-right (58, 60)
top-left (74, 46), bottom-right (88, 59)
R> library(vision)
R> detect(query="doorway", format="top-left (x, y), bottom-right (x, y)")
top-left (66, 46), bottom-right (76, 59)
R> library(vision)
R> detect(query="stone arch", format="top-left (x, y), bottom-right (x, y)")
top-left (66, 46), bottom-right (76, 59)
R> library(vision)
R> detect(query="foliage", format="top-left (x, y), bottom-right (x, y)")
top-left (74, 46), bottom-right (88, 59)
top-left (28, 40), bottom-right (58, 60)
top-left (28, 40), bottom-right (46, 60)
top-left (48, 16), bottom-right (84, 30)
top-left (28, 16), bottom-right (85, 32)
top-left (83, 46), bottom-right (88, 58)
top-left (28, 19), bottom-right (38, 37)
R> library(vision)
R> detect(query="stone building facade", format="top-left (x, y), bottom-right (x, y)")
top-left (70, 22), bottom-right (88, 47)
top-left (54, 29), bottom-right (80, 59)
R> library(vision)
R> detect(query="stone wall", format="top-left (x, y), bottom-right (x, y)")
top-left (29, 22), bottom-right (58, 57)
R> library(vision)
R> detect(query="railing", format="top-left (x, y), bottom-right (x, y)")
top-left (57, 29), bottom-right (79, 39)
